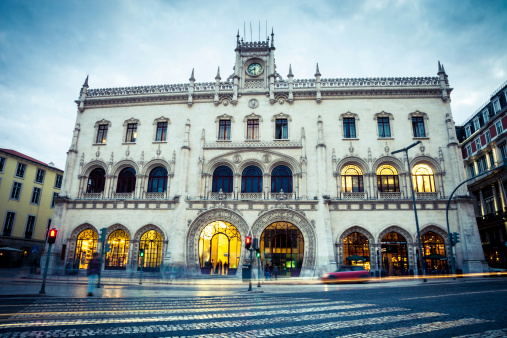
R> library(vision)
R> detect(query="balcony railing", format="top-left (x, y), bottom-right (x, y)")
top-left (240, 192), bottom-right (263, 200)
top-left (112, 192), bottom-right (134, 200)
top-left (270, 190), bottom-right (294, 200)
top-left (144, 192), bottom-right (167, 200)
top-left (342, 192), bottom-right (367, 200)
top-left (415, 192), bottom-right (439, 200)
top-left (82, 193), bottom-right (103, 200)
top-left (208, 190), bottom-right (233, 200)
top-left (378, 192), bottom-right (403, 200)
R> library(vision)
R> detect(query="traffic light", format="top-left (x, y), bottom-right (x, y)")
top-left (99, 228), bottom-right (107, 243)
top-left (256, 250), bottom-right (261, 258)
top-left (245, 236), bottom-right (252, 250)
top-left (139, 249), bottom-right (145, 257)
top-left (47, 229), bottom-right (57, 244)
top-left (253, 238), bottom-right (260, 257)
top-left (452, 232), bottom-right (461, 246)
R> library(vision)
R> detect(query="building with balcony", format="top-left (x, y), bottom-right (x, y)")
top-left (50, 31), bottom-right (486, 277)
top-left (0, 149), bottom-right (63, 267)
top-left (457, 80), bottom-right (507, 269)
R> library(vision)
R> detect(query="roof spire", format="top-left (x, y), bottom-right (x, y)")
top-left (189, 68), bottom-right (195, 82)
top-left (288, 64), bottom-right (293, 77)
top-left (83, 75), bottom-right (89, 87)
top-left (236, 29), bottom-right (240, 46)
top-left (271, 27), bottom-right (274, 47)
top-left (215, 66), bottom-right (221, 80)
top-left (315, 63), bottom-right (321, 77)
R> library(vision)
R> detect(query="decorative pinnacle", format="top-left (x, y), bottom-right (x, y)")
top-left (83, 75), bottom-right (89, 87)
top-left (189, 68), bottom-right (195, 82)
top-left (288, 64), bottom-right (293, 77)
top-left (215, 66), bottom-right (221, 80)
top-left (271, 27), bottom-right (274, 47)
top-left (315, 63), bottom-right (321, 77)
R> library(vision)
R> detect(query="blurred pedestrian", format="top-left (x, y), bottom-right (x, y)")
top-left (224, 262), bottom-right (228, 275)
top-left (87, 252), bottom-right (101, 296)
top-left (273, 265), bottom-right (278, 280)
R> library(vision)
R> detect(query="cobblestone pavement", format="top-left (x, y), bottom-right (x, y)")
top-left (0, 279), bottom-right (506, 337)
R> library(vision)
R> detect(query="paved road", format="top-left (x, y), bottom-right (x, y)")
top-left (0, 279), bottom-right (506, 337)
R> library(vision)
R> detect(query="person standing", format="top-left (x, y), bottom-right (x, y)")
top-left (224, 262), bottom-right (228, 275)
top-left (87, 252), bottom-right (101, 297)
top-left (273, 264), bottom-right (278, 280)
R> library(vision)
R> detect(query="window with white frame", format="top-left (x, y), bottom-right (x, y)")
top-left (10, 182), bottom-right (22, 200)
top-left (477, 156), bottom-right (487, 173)
top-left (496, 120), bottom-right (503, 135)
top-left (3, 212), bottom-right (15, 236)
top-left (466, 144), bottom-right (472, 157)
top-left (473, 118), bottom-right (480, 131)
top-left (31, 187), bottom-right (41, 205)
top-left (485, 130), bottom-right (491, 144)
top-left (0, 156), bottom-right (5, 172)
top-left (123, 118), bottom-right (140, 143)
top-left (24, 215), bottom-right (36, 239)
top-left (475, 138), bottom-right (481, 150)
top-left (488, 152), bottom-right (495, 168)
top-left (94, 119), bottom-right (111, 144)
top-left (15, 163), bottom-right (26, 178)
top-left (500, 144), bottom-right (507, 161)
top-left (482, 109), bottom-right (490, 123)
top-left (218, 120), bottom-right (231, 140)
top-left (375, 112), bottom-right (393, 138)
top-left (465, 125), bottom-right (471, 138)
top-left (35, 168), bottom-right (45, 184)
top-left (51, 192), bottom-right (59, 208)
top-left (54, 174), bottom-right (63, 189)
top-left (272, 113), bottom-right (291, 140)
top-left (153, 116), bottom-right (170, 142)
top-left (493, 99), bottom-right (501, 113)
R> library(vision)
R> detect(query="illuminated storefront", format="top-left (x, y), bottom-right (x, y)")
top-left (74, 229), bottom-right (98, 269)
top-left (138, 230), bottom-right (163, 272)
top-left (421, 231), bottom-right (448, 271)
top-left (199, 221), bottom-right (241, 275)
top-left (260, 222), bottom-right (304, 277)
top-left (105, 229), bottom-right (129, 270)
top-left (381, 232), bottom-right (408, 276)
top-left (343, 232), bottom-right (370, 270)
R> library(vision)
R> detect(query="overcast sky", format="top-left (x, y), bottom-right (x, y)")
top-left (1, 0), bottom-right (506, 169)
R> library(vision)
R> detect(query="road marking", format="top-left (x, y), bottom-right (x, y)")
top-left (401, 289), bottom-right (507, 300)
top-left (453, 328), bottom-right (507, 337)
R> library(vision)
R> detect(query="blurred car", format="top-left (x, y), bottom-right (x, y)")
top-left (321, 266), bottom-right (370, 283)
top-left (488, 266), bottom-right (506, 276)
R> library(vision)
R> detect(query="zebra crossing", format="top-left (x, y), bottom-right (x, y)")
top-left (0, 295), bottom-right (502, 337)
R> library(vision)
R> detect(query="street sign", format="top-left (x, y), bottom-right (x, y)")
top-left (31, 246), bottom-right (39, 254)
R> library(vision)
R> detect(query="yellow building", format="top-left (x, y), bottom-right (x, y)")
top-left (0, 149), bottom-right (63, 267)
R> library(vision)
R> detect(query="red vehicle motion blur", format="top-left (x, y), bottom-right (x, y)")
top-left (321, 266), bottom-right (370, 283)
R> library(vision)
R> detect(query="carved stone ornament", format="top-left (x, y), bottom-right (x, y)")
top-left (80, 153), bottom-right (85, 167)
top-left (384, 142), bottom-right (390, 155)
top-left (439, 147), bottom-right (444, 162)
top-left (278, 97), bottom-right (285, 105)
top-left (374, 111), bottom-right (394, 121)
top-left (125, 147), bottom-right (130, 157)
top-left (222, 99), bottom-right (229, 106)
top-left (233, 154), bottom-right (242, 164)
top-left (339, 111), bottom-right (359, 121)
top-left (243, 112), bottom-right (263, 122)
top-left (248, 98), bottom-right (259, 109)
top-left (123, 117), bottom-right (140, 126)
top-left (349, 142), bottom-right (354, 155)
top-left (153, 116), bottom-right (170, 125)
top-left (94, 119), bottom-right (111, 128)
top-left (215, 114), bottom-right (234, 123)
top-left (271, 112), bottom-right (292, 122)
top-left (368, 148), bottom-right (372, 162)
top-left (420, 144), bottom-right (425, 154)
top-left (156, 144), bottom-right (161, 156)
top-left (96, 147), bottom-right (100, 158)
top-left (109, 152), bottom-right (114, 166)
top-left (263, 154), bottom-right (271, 163)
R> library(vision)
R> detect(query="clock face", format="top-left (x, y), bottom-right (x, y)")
top-left (247, 63), bottom-right (263, 76)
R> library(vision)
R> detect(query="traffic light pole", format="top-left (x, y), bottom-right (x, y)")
top-left (39, 242), bottom-right (53, 294)
top-left (96, 238), bottom-right (106, 289)
top-left (139, 256), bottom-right (144, 285)
top-left (257, 254), bottom-right (261, 288)
top-left (248, 249), bottom-right (253, 291)
top-left (445, 165), bottom-right (501, 279)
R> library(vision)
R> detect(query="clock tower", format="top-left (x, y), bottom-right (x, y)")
top-left (232, 29), bottom-right (278, 103)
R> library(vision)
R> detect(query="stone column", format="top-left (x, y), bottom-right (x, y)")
top-left (479, 190), bottom-right (486, 216)
top-left (492, 183), bottom-right (500, 213)
top-left (498, 179), bottom-right (507, 212)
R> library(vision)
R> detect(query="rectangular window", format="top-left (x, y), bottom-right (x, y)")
top-left (466, 144), bottom-right (472, 157)
top-left (10, 182), bottom-right (22, 200)
top-left (377, 117), bottom-right (391, 138)
top-left (496, 120), bottom-right (503, 135)
top-left (478, 156), bottom-right (487, 173)
top-left (125, 123), bottom-right (137, 142)
top-left (156, 122), bottom-right (168, 141)
top-left (469, 164), bottom-right (476, 178)
top-left (343, 118), bottom-right (356, 138)
top-left (0, 156), bottom-right (5, 172)
top-left (218, 120), bottom-right (231, 140)
top-left (31, 187), bottom-right (41, 205)
top-left (3, 212), bottom-right (15, 236)
top-left (24, 215), bottom-right (36, 239)
top-left (485, 130), bottom-right (491, 144)
top-left (51, 192), bottom-right (59, 208)
top-left (35, 168), bottom-right (45, 183)
top-left (473, 118), bottom-right (480, 131)
top-left (493, 99), bottom-right (501, 113)
top-left (247, 119), bottom-right (259, 140)
top-left (475, 138), bottom-right (481, 150)
top-left (500, 144), bottom-right (507, 161)
top-left (15, 163), bottom-right (26, 178)
top-left (465, 125), bottom-right (471, 138)
top-left (54, 174), bottom-right (63, 189)
top-left (96, 124), bottom-right (108, 143)
top-left (412, 117), bottom-right (426, 137)
top-left (488, 152), bottom-right (495, 168)
top-left (483, 109), bottom-right (490, 123)
top-left (275, 119), bottom-right (288, 139)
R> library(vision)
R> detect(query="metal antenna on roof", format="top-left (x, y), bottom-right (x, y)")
top-left (250, 21), bottom-right (252, 42)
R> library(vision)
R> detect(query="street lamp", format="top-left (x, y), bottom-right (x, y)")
top-left (391, 141), bottom-right (427, 282)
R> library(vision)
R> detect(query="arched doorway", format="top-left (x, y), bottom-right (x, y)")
top-left (260, 222), bottom-right (304, 277)
top-left (74, 229), bottom-right (98, 269)
top-left (343, 232), bottom-right (370, 270)
top-left (421, 231), bottom-right (448, 272)
top-left (381, 232), bottom-right (408, 276)
top-left (105, 229), bottom-right (130, 270)
top-left (199, 221), bottom-right (241, 275)
top-left (138, 230), bottom-right (163, 272)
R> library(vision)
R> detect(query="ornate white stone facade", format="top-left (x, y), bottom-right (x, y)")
top-left (50, 32), bottom-right (487, 277)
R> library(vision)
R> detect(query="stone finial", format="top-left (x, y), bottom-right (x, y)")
top-left (215, 67), bottom-right (221, 80)
top-left (83, 75), bottom-right (89, 87)
top-left (189, 68), bottom-right (195, 82)
top-left (288, 64), bottom-right (293, 78)
top-left (271, 27), bottom-right (274, 47)
top-left (315, 63), bottom-right (321, 77)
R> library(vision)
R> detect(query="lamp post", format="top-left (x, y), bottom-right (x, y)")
top-left (392, 141), bottom-right (427, 282)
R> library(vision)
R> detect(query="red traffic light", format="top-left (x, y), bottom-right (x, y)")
top-left (245, 236), bottom-right (252, 249)
top-left (48, 229), bottom-right (57, 244)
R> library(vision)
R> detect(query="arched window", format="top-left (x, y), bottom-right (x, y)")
top-left (116, 167), bottom-right (136, 193)
top-left (86, 168), bottom-right (105, 193)
top-left (241, 166), bottom-right (263, 193)
top-left (148, 167), bottom-right (168, 193)
top-left (212, 166), bottom-right (233, 193)
top-left (377, 165), bottom-right (400, 192)
top-left (421, 231), bottom-right (447, 271)
top-left (341, 165), bottom-right (364, 192)
top-left (412, 164), bottom-right (435, 192)
top-left (271, 165), bottom-right (293, 193)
